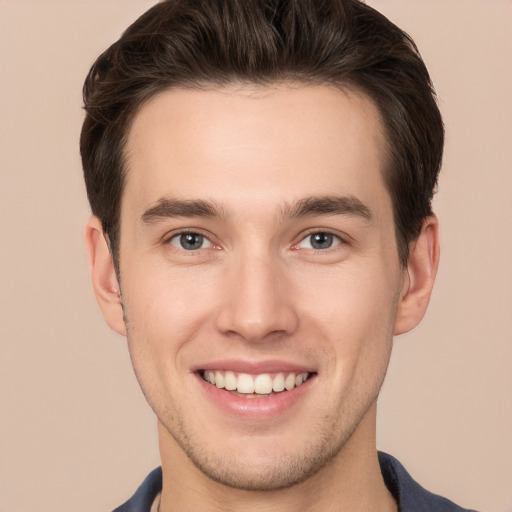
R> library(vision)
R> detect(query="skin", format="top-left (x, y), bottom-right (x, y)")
top-left (86, 84), bottom-right (439, 511)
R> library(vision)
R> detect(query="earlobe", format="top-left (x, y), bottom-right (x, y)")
top-left (85, 216), bottom-right (127, 336)
top-left (394, 215), bottom-right (440, 335)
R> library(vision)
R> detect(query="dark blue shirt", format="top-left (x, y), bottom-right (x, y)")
top-left (112, 452), bottom-right (478, 511)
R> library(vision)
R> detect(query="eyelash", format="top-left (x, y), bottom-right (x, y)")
top-left (166, 230), bottom-right (217, 251)
top-left (292, 230), bottom-right (344, 252)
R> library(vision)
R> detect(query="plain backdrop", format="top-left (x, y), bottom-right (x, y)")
top-left (0, 1), bottom-right (511, 511)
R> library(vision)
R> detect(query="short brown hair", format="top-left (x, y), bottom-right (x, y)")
top-left (80, 0), bottom-right (444, 266)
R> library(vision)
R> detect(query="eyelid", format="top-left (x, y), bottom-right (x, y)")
top-left (292, 229), bottom-right (347, 250)
top-left (163, 228), bottom-right (220, 250)
top-left (169, 233), bottom-right (212, 250)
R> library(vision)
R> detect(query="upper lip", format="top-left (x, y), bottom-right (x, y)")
top-left (191, 359), bottom-right (316, 374)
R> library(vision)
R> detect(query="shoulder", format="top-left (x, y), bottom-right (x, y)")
top-left (378, 452), bottom-right (479, 512)
top-left (111, 467), bottom-right (162, 512)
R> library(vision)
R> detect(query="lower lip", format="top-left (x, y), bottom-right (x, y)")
top-left (196, 373), bottom-right (315, 419)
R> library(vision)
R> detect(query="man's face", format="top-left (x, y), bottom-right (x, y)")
top-left (117, 85), bottom-right (406, 489)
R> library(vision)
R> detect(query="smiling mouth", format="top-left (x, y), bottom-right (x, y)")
top-left (199, 370), bottom-right (314, 397)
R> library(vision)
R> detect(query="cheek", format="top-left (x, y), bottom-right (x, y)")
top-left (296, 262), bottom-right (399, 331)
top-left (293, 262), bottom-right (399, 379)
top-left (123, 260), bottom-right (218, 326)
top-left (120, 270), bottom-right (221, 420)
top-left (120, 266), bottom-right (221, 376)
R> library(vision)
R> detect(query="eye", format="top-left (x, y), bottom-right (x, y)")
top-left (169, 232), bottom-right (212, 251)
top-left (297, 232), bottom-right (341, 250)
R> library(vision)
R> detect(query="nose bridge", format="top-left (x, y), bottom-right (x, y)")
top-left (216, 245), bottom-right (297, 341)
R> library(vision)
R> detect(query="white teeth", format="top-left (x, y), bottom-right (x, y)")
top-left (237, 373), bottom-right (255, 394)
top-left (295, 373), bottom-right (305, 386)
top-left (224, 371), bottom-right (237, 391)
top-left (203, 370), bottom-right (311, 394)
top-left (285, 373), bottom-right (296, 391)
top-left (272, 373), bottom-right (285, 392)
top-left (215, 371), bottom-right (224, 389)
top-left (254, 374), bottom-right (273, 394)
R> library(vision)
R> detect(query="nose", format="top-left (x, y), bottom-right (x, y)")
top-left (215, 252), bottom-right (299, 343)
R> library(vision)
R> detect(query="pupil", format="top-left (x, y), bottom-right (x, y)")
top-left (180, 233), bottom-right (203, 250)
top-left (311, 233), bottom-right (332, 249)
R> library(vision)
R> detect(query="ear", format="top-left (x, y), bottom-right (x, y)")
top-left (394, 215), bottom-right (440, 335)
top-left (85, 216), bottom-right (127, 336)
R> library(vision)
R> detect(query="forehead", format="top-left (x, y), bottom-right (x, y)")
top-left (122, 84), bottom-right (390, 220)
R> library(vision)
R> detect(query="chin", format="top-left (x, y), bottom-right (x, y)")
top-left (189, 450), bottom-right (335, 491)
top-left (165, 416), bottom-right (352, 492)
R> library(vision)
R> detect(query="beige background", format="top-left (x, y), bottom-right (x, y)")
top-left (0, 1), bottom-right (510, 511)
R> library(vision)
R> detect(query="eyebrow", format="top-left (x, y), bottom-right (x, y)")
top-left (141, 198), bottom-right (226, 224)
top-left (140, 195), bottom-right (372, 224)
top-left (278, 195), bottom-right (373, 222)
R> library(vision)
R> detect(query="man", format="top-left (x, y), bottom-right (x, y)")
top-left (80, 1), bottom-right (477, 510)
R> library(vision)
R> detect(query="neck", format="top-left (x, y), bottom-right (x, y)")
top-left (157, 404), bottom-right (397, 512)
